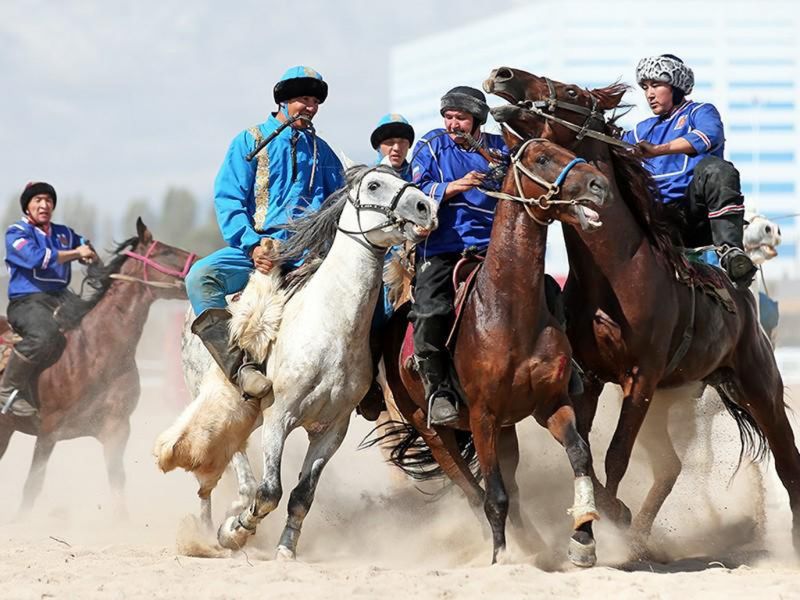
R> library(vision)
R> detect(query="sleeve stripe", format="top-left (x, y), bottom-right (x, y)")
top-left (693, 129), bottom-right (711, 148)
top-left (709, 205), bottom-right (745, 218)
top-left (42, 247), bottom-right (52, 269)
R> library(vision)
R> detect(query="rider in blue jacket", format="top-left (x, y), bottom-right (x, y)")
top-left (623, 54), bottom-right (756, 287)
top-left (410, 86), bottom-right (508, 425)
top-left (186, 66), bottom-right (344, 398)
top-left (1, 182), bottom-right (98, 418)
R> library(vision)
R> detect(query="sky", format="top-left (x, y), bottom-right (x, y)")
top-left (0, 0), bottom-right (514, 220)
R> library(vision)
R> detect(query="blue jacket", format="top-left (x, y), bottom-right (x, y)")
top-left (411, 129), bottom-right (507, 256)
top-left (215, 114), bottom-right (345, 254)
top-left (5, 220), bottom-right (83, 299)
top-left (376, 154), bottom-right (413, 182)
top-left (623, 100), bottom-right (725, 204)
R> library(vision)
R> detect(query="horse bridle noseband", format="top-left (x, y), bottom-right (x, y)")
top-left (515, 77), bottom-right (633, 150)
top-left (483, 138), bottom-right (587, 225)
top-left (337, 167), bottom-right (420, 252)
top-left (110, 241), bottom-right (196, 289)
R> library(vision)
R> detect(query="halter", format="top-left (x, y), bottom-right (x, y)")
top-left (515, 78), bottom-right (633, 150)
top-left (110, 241), bottom-right (196, 289)
top-left (337, 167), bottom-right (420, 253)
top-left (482, 138), bottom-right (587, 225)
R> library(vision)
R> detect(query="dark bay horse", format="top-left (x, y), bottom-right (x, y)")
top-left (0, 218), bottom-right (195, 514)
top-left (383, 137), bottom-right (609, 565)
top-left (483, 67), bottom-right (800, 555)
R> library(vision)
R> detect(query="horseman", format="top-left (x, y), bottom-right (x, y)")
top-left (356, 113), bottom-right (417, 422)
top-left (0, 182), bottom-right (98, 418)
top-left (410, 86), bottom-right (507, 425)
top-left (624, 54), bottom-right (757, 287)
top-left (186, 66), bottom-right (344, 398)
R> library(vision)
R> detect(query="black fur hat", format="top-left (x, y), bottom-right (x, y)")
top-left (20, 181), bottom-right (57, 213)
top-left (440, 86), bottom-right (489, 125)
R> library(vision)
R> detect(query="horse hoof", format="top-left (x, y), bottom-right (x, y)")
top-left (275, 545), bottom-right (296, 561)
top-left (217, 516), bottom-right (254, 550)
top-left (568, 537), bottom-right (597, 568)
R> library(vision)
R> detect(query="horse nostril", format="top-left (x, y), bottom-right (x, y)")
top-left (495, 67), bottom-right (513, 82)
top-left (765, 225), bottom-right (772, 235)
top-left (416, 201), bottom-right (429, 217)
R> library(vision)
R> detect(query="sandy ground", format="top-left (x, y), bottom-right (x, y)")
top-left (2, 314), bottom-right (800, 598)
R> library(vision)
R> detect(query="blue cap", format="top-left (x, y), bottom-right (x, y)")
top-left (273, 65), bottom-right (328, 104)
top-left (370, 113), bottom-right (415, 149)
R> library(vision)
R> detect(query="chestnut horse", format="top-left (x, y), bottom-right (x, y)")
top-left (483, 67), bottom-right (800, 555)
top-left (0, 218), bottom-right (195, 514)
top-left (383, 138), bottom-right (609, 565)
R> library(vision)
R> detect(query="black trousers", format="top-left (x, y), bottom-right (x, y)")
top-left (7, 291), bottom-right (69, 368)
top-left (666, 155), bottom-right (745, 249)
top-left (409, 253), bottom-right (460, 359)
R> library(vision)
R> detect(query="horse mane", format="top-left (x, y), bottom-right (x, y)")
top-left (56, 236), bottom-right (139, 329)
top-left (277, 164), bottom-right (398, 277)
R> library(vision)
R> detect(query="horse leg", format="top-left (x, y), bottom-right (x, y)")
top-left (18, 435), bottom-right (56, 517)
top-left (228, 450), bottom-right (258, 516)
top-left (535, 402), bottom-right (599, 568)
top-left (276, 417), bottom-right (350, 560)
top-left (217, 415), bottom-right (288, 551)
top-left (99, 420), bottom-right (131, 518)
top-left (497, 425), bottom-right (546, 555)
top-left (470, 408), bottom-right (509, 563)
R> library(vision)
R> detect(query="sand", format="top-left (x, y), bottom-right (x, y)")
top-left (1, 309), bottom-right (799, 599)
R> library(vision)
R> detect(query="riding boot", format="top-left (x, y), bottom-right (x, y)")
top-left (710, 215), bottom-right (756, 287)
top-left (0, 349), bottom-right (39, 418)
top-left (191, 308), bottom-right (270, 398)
top-left (544, 274), bottom-right (584, 396)
top-left (356, 335), bottom-right (386, 422)
top-left (415, 352), bottom-right (460, 426)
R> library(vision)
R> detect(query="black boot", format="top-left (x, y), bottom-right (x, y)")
top-left (0, 349), bottom-right (39, 418)
top-left (415, 353), bottom-right (460, 426)
top-left (191, 308), bottom-right (270, 398)
top-left (710, 215), bottom-right (756, 287)
top-left (356, 336), bottom-right (386, 422)
top-left (544, 274), bottom-right (584, 396)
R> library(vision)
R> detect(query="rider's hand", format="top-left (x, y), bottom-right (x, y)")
top-left (634, 140), bottom-right (660, 159)
top-left (452, 171), bottom-right (485, 192)
top-left (251, 244), bottom-right (275, 274)
top-left (77, 244), bottom-right (98, 264)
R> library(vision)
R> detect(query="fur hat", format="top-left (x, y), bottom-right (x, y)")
top-left (20, 181), bottom-right (57, 213)
top-left (440, 86), bottom-right (489, 126)
top-left (273, 65), bottom-right (328, 104)
top-left (635, 54), bottom-right (695, 95)
top-left (370, 113), bottom-right (415, 149)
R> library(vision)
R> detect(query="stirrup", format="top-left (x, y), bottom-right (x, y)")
top-left (427, 389), bottom-right (459, 428)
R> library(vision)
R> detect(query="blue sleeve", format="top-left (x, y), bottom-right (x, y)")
top-left (622, 127), bottom-right (637, 145)
top-left (686, 104), bottom-right (724, 155)
top-left (411, 141), bottom-right (446, 206)
top-left (71, 227), bottom-right (84, 249)
top-left (320, 145), bottom-right (345, 198)
top-left (213, 131), bottom-right (263, 255)
top-left (5, 227), bottom-right (50, 270)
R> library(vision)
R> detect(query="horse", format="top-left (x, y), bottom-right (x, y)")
top-left (378, 137), bottom-right (610, 566)
top-left (483, 67), bottom-right (800, 556)
top-left (154, 165), bottom-right (437, 559)
top-left (0, 218), bottom-right (195, 515)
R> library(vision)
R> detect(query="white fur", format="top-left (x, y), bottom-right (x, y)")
top-left (228, 269), bottom-right (286, 363)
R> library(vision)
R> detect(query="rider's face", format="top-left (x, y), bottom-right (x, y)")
top-left (443, 110), bottom-right (476, 142)
top-left (285, 96), bottom-right (320, 128)
top-left (641, 81), bottom-right (675, 116)
top-left (379, 137), bottom-right (411, 169)
top-left (26, 194), bottom-right (54, 227)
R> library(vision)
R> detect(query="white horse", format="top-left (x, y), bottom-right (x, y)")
top-left (155, 165), bottom-right (437, 558)
top-left (623, 213), bottom-right (782, 551)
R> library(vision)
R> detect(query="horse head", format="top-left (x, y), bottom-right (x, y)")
top-left (484, 67), bottom-right (628, 148)
top-left (497, 134), bottom-right (609, 231)
top-left (744, 214), bottom-right (782, 265)
top-left (119, 217), bottom-right (198, 299)
top-left (342, 165), bottom-right (437, 248)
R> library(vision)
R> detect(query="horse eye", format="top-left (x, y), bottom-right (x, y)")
top-left (567, 88), bottom-right (578, 97)
top-left (536, 155), bottom-right (548, 165)
top-left (368, 181), bottom-right (380, 191)
top-left (765, 225), bottom-right (772, 235)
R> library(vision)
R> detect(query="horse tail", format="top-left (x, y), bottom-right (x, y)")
top-left (229, 269), bottom-right (286, 364)
top-left (714, 382), bottom-right (770, 469)
top-left (360, 420), bottom-right (479, 483)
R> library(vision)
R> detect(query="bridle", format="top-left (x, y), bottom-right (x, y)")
top-left (110, 241), bottom-right (196, 290)
top-left (514, 77), bottom-right (633, 150)
top-left (482, 138), bottom-right (588, 225)
top-left (337, 167), bottom-right (420, 253)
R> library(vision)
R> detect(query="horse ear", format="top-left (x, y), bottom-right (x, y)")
top-left (136, 217), bottom-right (153, 243)
top-left (591, 87), bottom-right (626, 111)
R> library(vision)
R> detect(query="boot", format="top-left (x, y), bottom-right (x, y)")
top-left (415, 353), bottom-right (460, 426)
top-left (356, 337), bottom-right (386, 422)
top-left (710, 214), bottom-right (756, 287)
top-left (191, 308), bottom-right (270, 398)
top-left (544, 274), bottom-right (584, 396)
top-left (0, 349), bottom-right (39, 418)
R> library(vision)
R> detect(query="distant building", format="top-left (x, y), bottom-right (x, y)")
top-left (391, 0), bottom-right (799, 278)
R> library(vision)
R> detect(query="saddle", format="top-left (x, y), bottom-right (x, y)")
top-left (678, 248), bottom-right (737, 313)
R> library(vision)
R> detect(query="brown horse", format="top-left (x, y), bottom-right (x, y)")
top-left (0, 218), bottom-right (195, 514)
top-left (483, 67), bottom-right (800, 555)
top-left (382, 137), bottom-right (609, 565)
